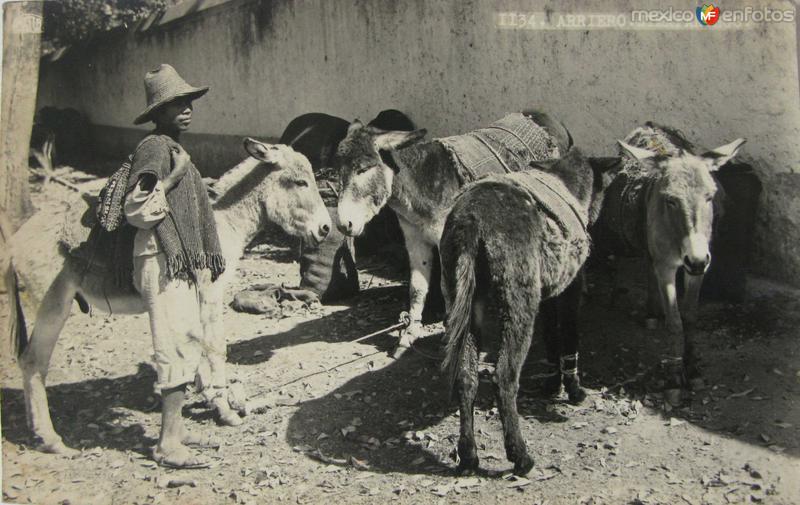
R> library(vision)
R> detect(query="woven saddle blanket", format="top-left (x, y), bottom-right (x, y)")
top-left (58, 197), bottom-right (137, 291)
top-left (438, 113), bottom-right (561, 184)
top-left (500, 170), bottom-right (588, 241)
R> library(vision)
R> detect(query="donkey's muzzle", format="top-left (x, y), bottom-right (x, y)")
top-left (337, 220), bottom-right (362, 237)
top-left (683, 254), bottom-right (711, 276)
top-left (310, 223), bottom-right (330, 245)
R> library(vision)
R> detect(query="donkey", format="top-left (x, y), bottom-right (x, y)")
top-left (594, 123), bottom-right (745, 404)
top-left (9, 139), bottom-right (331, 455)
top-left (278, 109), bottom-right (416, 177)
top-left (335, 111), bottom-right (572, 346)
top-left (440, 147), bottom-right (616, 476)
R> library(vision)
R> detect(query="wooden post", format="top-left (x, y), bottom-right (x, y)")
top-left (1, 1), bottom-right (42, 230)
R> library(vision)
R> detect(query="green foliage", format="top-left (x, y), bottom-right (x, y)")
top-left (43, 0), bottom-right (169, 48)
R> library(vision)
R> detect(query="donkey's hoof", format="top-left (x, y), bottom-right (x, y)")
top-left (456, 457), bottom-right (479, 475)
top-left (663, 388), bottom-right (683, 407)
top-left (218, 410), bottom-right (244, 427)
top-left (228, 383), bottom-right (249, 416)
top-left (400, 325), bottom-right (422, 345)
top-left (513, 454), bottom-right (535, 476)
top-left (688, 376), bottom-right (706, 391)
top-left (214, 401), bottom-right (244, 426)
top-left (39, 439), bottom-right (78, 457)
top-left (390, 343), bottom-right (411, 360)
top-left (565, 384), bottom-right (587, 405)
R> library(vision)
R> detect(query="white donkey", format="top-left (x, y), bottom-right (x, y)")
top-left (9, 139), bottom-right (331, 455)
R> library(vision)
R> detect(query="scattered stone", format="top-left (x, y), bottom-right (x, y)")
top-left (348, 456), bottom-right (369, 470)
top-left (431, 485), bottom-right (452, 497)
top-left (743, 464), bottom-right (762, 479)
top-left (167, 479), bottom-right (197, 489)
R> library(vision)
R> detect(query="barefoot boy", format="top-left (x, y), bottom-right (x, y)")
top-left (124, 64), bottom-right (238, 468)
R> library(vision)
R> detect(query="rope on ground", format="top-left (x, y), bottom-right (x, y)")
top-left (246, 348), bottom-right (384, 409)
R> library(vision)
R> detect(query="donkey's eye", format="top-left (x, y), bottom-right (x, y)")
top-left (294, 179), bottom-right (309, 188)
top-left (666, 199), bottom-right (678, 208)
top-left (356, 165), bottom-right (373, 175)
top-left (705, 195), bottom-right (714, 202)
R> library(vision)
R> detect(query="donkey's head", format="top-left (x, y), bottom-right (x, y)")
top-left (334, 120), bottom-right (426, 236)
top-left (618, 138), bottom-right (745, 275)
top-left (232, 138), bottom-right (331, 245)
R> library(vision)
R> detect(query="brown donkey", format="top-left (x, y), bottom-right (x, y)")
top-left (596, 124), bottom-right (745, 405)
top-left (440, 147), bottom-right (616, 476)
top-left (334, 111), bottom-right (571, 345)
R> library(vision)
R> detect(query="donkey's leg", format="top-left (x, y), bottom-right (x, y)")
top-left (653, 263), bottom-right (685, 405)
top-left (196, 275), bottom-right (242, 426)
top-left (645, 261), bottom-right (663, 321)
top-left (679, 270), bottom-right (703, 330)
top-left (20, 269), bottom-right (79, 455)
top-left (539, 298), bottom-right (562, 397)
top-left (494, 309), bottom-right (536, 476)
top-left (558, 276), bottom-right (586, 405)
top-left (455, 331), bottom-right (480, 474)
top-left (680, 271), bottom-right (705, 388)
top-left (397, 221), bottom-right (433, 346)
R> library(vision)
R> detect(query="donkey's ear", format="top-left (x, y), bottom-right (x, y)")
top-left (347, 120), bottom-right (364, 134)
top-left (529, 158), bottom-right (560, 171)
top-left (374, 129), bottom-right (427, 151)
top-left (703, 138), bottom-right (746, 172)
top-left (617, 140), bottom-right (657, 161)
top-left (588, 156), bottom-right (624, 174)
top-left (244, 137), bottom-right (280, 164)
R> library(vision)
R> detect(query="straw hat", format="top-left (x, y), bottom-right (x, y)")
top-left (133, 64), bottom-right (209, 125)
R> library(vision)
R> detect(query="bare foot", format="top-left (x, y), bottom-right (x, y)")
top-left (152, 444), bottom-right (210, 469)
top-left (180, 428), bottom-right (221, 449)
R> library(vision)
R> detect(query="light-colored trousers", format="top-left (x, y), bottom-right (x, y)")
top-left (133, 253), bottom-right (226, 400)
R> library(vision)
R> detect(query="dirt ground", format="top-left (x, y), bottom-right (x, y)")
top-left (1, 174), bottom-right (799, 505)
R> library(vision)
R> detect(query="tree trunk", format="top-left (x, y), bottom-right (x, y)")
top-left (0, 1), bottom-right (42, 230)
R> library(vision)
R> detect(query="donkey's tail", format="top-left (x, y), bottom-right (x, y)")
top-left (5, 262), bottom-right (28, 359)
top-left (1, 208), bottom-right (28, 359)
top-left (441, 252), bottom-right (476, 397)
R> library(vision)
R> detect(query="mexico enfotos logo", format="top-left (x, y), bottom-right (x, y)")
top-left (496, 4), bottom-right (795, 30)
top-left (696, 4), bottom-right (720, 26)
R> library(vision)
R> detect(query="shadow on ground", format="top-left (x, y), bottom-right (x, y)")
top-left (283, 265), bottom-right (800, 475)
top-left (1, 363), bottom-right (160, 454)
top-left (227, 285), bottom-right (406, 366)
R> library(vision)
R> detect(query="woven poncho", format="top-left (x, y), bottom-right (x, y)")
top-left (126, 134), bottom-right (225, 281)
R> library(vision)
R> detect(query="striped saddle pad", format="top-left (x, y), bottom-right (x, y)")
top-left (438, 113), bottom-right (561, 183)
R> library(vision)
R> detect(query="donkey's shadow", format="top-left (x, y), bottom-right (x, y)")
top-left (283, 333), bottom-right (573, 476)
top-left (1, 363), bottom-right (162, 454)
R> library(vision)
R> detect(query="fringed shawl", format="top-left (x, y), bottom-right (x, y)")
top-left (126, 134), bottom-right (225, 281)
